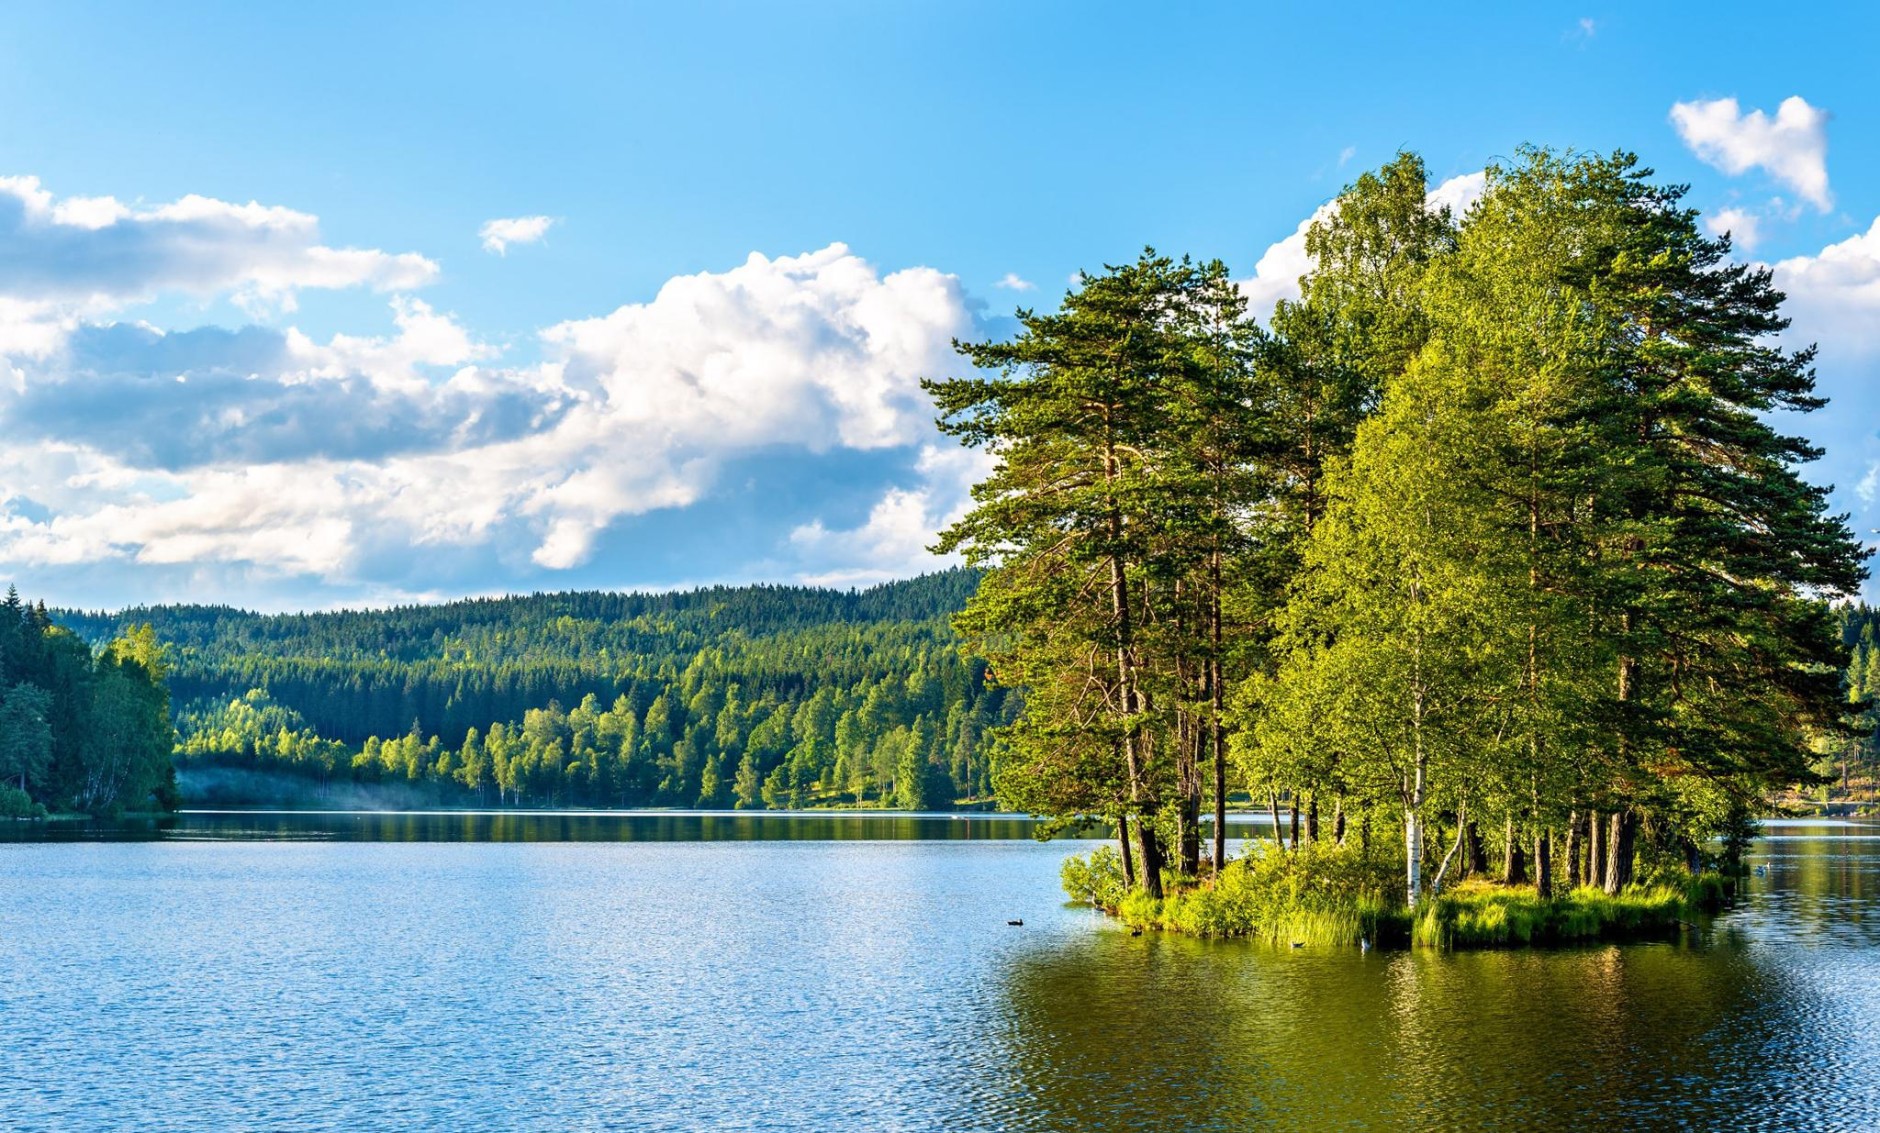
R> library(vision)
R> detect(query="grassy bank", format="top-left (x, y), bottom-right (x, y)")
top-left (1064, 844), bottom-right (1729, 950)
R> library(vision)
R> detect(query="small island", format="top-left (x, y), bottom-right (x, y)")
top-left (927, 150), bottom-right (1865, 948)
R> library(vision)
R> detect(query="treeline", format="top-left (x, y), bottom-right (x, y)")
top-left (1827, 605), bottom-right (1880, 788)
top-left (0, 587), bottom-right (176, 817)
top-left (72, 571), bottom-right (1015, 809)
top-left (933, 147), bottom-right (1866, 905)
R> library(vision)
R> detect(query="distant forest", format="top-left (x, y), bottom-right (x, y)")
top-left (7, 571), bottom-right (1878, 817)
top-left (54, 569), bottom-right (1016, 809)
top-left (0, 588), bottom-right (175, 817)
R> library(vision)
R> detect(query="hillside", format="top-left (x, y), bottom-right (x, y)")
top-left (55, 570), bottom-right (1012, 809)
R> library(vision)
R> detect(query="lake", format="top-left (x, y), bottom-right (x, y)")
top-left (1, 812), bottom-right (1875, 1130)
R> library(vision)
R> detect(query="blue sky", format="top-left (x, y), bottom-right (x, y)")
top-left (3, 2), bottom-right (1879, 610)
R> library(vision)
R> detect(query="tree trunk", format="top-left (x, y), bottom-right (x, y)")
top-left (1503, 815), bottom-right (1527, 885)
top-left (1535, 828), bottom-right (1552, 900)
top-left (1603, 810), bottom-right (1621, 894)
top-left (1333, 798), bottom-right (1347, 846)
top-left (1465, 822), bottom-right (1487, 877)
top-left (1565, 810), bottom-right (1582, 889)
top-left (1268, 790), bottom-right (1285, 852)
top-left (1406, 750), bottom-right (1428, 908)
top-left (1118, 817), bottom-right (1136, 888)
top-left (1210, 554), bottom-right (1227, 877)
top-left (1588, 809), bottom-right (1606, 890)
top-left (1137, 821), bottom-right (1167, 897)
top-left (1605, 810), bottom-right (1637, 894)
top-left (1178, 772), bottom-right (1201, 878)
top-left (1305, 795), bottom-right (1320, 847)
top-left (1103, 422), bottom-right (1157, 898)
top-left (1289, 801), bottom-right (1300, 851)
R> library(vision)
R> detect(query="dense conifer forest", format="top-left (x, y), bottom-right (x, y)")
top-left (0, 587), bottom-right (176, 817)
top-left (54, 570), bottom-right (1014, 809)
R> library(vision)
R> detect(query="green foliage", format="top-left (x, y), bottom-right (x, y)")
top-left (1410, 881), bottom-right (1691, 949)
top-left (1067, 841), bottom-right (1402, 945)
top-left (0, 783), bottom-right (47, 819)
top-left (70, 571), bottom-right (1008, 810)
top-left (930, 250), bottom-right (1258, 891)
top-left (1070, 846), bottom-right (1703, 950)
top-left (0, 586), bottom-right (175, 815)
top-left (974, 148), bottom-right (1865, 927)
top-left (1060, 844), bottom-right (1128, 910)
top-left (1233, 147), bottom-right (1866, 905)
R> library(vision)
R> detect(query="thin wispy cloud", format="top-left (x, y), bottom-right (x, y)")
top-left (995, 272), bottom-right (1035, 292)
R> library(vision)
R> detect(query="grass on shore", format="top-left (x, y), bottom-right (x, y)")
top-left (1064, 843), bottom-right (1728, 950)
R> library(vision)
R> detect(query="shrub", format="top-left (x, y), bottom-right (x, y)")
top-left (1061, 844), bottom-right (1128, 909)
top-left (0, 785), bottom-right (47, 820)
top-left (1069, 841), bottom-right (1403, 946)
top-left (1072, 838), bottom-right (1720, 951)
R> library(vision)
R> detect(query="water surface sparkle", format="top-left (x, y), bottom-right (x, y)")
top-left (0, 815), bottom-right (1872, 1130)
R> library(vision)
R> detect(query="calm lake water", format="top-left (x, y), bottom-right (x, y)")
top-left (1, 812), bottom-right (1875, 1131)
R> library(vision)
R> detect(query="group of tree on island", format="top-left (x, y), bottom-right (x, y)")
top-left (0, 586), bottom-right (175, 817)
top-left (933, 147), bottom-right (1866, 910)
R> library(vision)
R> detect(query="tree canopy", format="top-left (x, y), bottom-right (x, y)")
top-left (935, 148), bottom-right (1868, 905)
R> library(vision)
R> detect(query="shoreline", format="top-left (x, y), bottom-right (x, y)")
top-left (1065, 847), bottom-right (1732, 951)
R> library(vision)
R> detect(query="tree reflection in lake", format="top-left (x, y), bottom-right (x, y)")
top-left (994, 819), bottom-right (1880, 1129)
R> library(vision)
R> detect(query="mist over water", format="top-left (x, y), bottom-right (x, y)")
top-left (1, 816), bottom-right (1875, 1130)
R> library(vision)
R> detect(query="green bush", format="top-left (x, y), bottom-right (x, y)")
top-left (1061, 844), bottom-right (1128, 909)
top-left (0, 784), bottom-right (47, 820)
top-left (1071, 840), bottom-right (1722, 951)
top-left (1068, 841), bottom-right (1404, 946)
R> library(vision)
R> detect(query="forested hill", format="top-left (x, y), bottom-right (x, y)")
top-left (54, 569), bottom-right (1012, 809)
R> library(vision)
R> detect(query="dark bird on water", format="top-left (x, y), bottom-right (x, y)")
top-left (1130, 927), bottom-right (1143, 937)
top-left (1007, 919), bottom-right (1023, 926)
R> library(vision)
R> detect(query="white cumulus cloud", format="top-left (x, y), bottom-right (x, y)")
top-left (787, 444), bottom-right (991, 588)
top-left (0, 175), bottom-right (438, 362)
top-left (479, 215), bottom-right (556, 255)
top-left (0, 241), bottom-right (977, 592)
top-left (995, 272), bottom-right (1035, 292)
top-left (1774, 215), bottom-right (1880, 359)
top-left (0, 175), bottom-right (437, 310)
top-left (1670, 96), bottom-right (1832, 212)
top-left (1705, 206), bottom-right (1763, 252)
